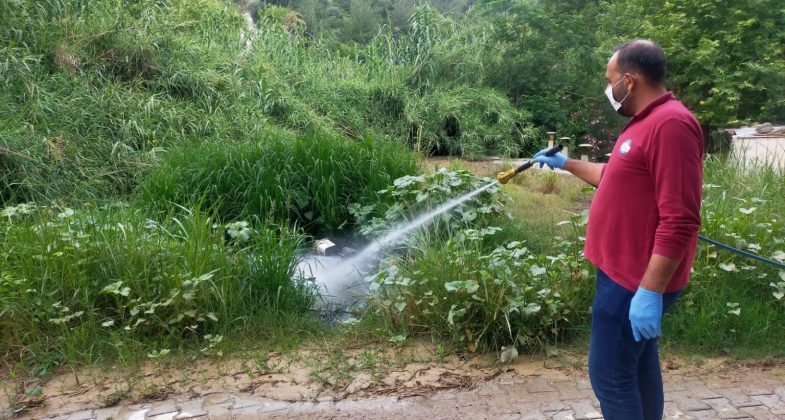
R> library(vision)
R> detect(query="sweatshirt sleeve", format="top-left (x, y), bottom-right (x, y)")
top-left (646, 117), bottom-right (703, 260)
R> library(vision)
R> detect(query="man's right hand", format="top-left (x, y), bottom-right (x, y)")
top-left (532, 148), bottom-right (569, 170)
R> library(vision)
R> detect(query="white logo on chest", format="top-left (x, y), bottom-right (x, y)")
top-left (620, 139), bottom-right (632, 156)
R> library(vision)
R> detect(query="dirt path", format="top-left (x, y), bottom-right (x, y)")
top-left (6, 347), bottom-right (785, 419)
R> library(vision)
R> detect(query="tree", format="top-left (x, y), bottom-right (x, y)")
top-left (476, 0), bottom-right (621, 150)
top-left (597, 0), bottom-right (785, 127)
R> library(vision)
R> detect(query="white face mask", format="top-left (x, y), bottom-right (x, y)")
top-left (605, 75), bottom-right (630, 112)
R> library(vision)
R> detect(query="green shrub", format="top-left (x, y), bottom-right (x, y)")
top-left (348, 167), bottom-right (510, 245)
top-left (352, 170), bottom-right (592, 351)
top-left (368, 225), bottom-right (592, 352)
top-left (137, 131), bottom-right (418, 235)
top-left (407, 87), bottom-right (538, 159)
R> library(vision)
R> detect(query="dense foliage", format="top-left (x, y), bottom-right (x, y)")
top-left (255, 0), bottom-right (785, 150)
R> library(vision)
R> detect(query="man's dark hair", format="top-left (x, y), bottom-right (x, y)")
top-left (614, 40), bottom-right (667, 85)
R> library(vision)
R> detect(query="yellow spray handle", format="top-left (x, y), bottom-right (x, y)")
top-left (496, 168), bottom-right (518, 184)
top-left (496, 144), bottom-right (564, 184)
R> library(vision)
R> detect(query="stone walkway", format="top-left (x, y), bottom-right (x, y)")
top-left (32, 368), bottom-right (785, 420)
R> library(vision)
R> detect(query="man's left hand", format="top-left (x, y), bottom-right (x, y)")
top-left (629, 287), bottom-right (663, 341)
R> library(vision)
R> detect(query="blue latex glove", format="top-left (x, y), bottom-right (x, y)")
top-left (532, 148), bottom-right (569, 170)
top-left (629, 287), bottom-right (664, 342)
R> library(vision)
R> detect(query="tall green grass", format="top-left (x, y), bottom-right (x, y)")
top-left (0, 202), bottom-right (316, 371)
top-left (137, 131), bottom-right (418, 235)
top-left (664, 156), bottom-right (785, 356)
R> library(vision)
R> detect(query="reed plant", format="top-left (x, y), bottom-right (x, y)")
top-left (137, 131), bottom-right (418, 235)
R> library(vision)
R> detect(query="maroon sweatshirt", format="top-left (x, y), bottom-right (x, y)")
top-left (585, 92), bottom-right (704, 293)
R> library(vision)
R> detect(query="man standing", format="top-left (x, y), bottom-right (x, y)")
top-left (532, 40), bottom-right (703, 419)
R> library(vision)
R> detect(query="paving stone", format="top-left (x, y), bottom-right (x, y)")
top-left (200, 393), bottom-right (232, 407)
top-left (685, 409), bottom-right (723, 418)
top-left (429, 390), bottom-right (458, 401)
top-left (663, 407), bottom-right (694, 419)
top-left (230, 404), bottom-right (264, 416)
top-left (526, 380), bottom-right (556, 394)
top-left (702, 397), bottom-right (747, 418)
top-left (148, 412), bottom-right (179, 420)
top-left (65, 409), bottom-right (95, 420)
top-left (258, 401), bottom-right (290, 414)
top-left (665, 390), bottom-right (690, 403)
top-left (146, 401), bottom-right (180, 417)
top-left (734, 400), bottom-right (765, 409)
top-left (199, 401), bottom-right (232, 419)
top-left (125, 407), bottom-right (150, 420)
top-left (487, 393), bottom-right (521, 416)
top-left (665, 382), bottom-right (689, 392)
top-left (477, 383), bottom-right (502, 396)
top-left (550, 408), bottom-right (577, 420)
top-left (717, 414), bottom-right (756, 419)
top-left (500, 383), bottom-right (536, 403)
top-left (540, 401), bottom-right (570, 414)
top-left (688, 383), bottom-right (723, 400)
top-left (679, 398), bottom-right (712, 412)
top-left (229, 397), bottom-right (262, 410)
top-left (751, 394), bottom-right (785, 414)
top-left (741, 405), bottom-right (778, 420)
top-left (174, 399), bottom-right (208, 419)
top-left (744, 388), bottom-right (776, 397)
top-left (23, 365), bottom-right (785, 419)
top-left (93, 406), bottom-right (121, 420)
top-left (715, 388), bottom-right (764, 409)
top-left (551, 380), bottom-right (590, 400)
top-left (567, 399), bottom-right (602, 420)
top-left (574, 379), bottom-right (593, 391)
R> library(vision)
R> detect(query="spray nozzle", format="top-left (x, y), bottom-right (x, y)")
top-left (496, 144), bottom-right (564, 184)
top-left (496, 168), bottom-right (518, 184)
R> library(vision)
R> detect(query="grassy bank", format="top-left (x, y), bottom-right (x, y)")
top-left (0, 0), bottom-right (537, 209)
top-left (0, 204), bottom-right (323, 372)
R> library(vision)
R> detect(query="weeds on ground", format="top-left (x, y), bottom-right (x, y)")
top-left (0, 202), bottom-right (317, 373)
top-left (664, 157), bottom-right (785, 356)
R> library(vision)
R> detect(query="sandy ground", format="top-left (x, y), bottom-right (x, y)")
top-left (4, 340), bottom-right (785, 419)
top-left (1, 341), bottom-right (570, 418)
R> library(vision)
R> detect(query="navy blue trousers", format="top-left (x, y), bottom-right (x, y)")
top-left (588, 269), bottom-right (681, 420)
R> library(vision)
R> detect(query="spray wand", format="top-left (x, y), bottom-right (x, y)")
top-left (496, 144), bottom-right (564, 184)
